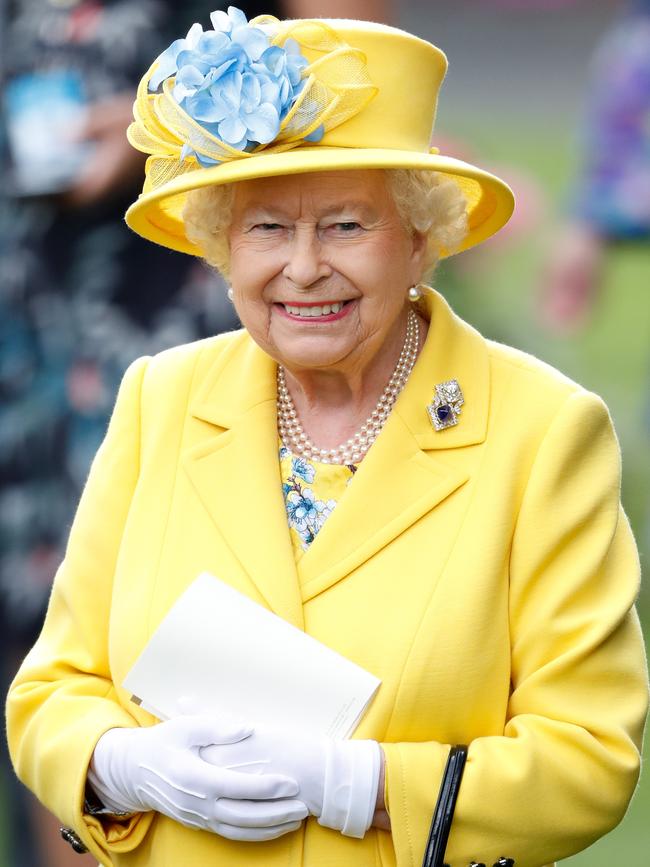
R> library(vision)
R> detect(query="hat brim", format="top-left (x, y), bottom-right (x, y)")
top-left (125, 147), bottom-right (515, 258)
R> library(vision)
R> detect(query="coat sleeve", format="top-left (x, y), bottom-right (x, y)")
top-left (381, 389), bottom-right (649, 867)
top-left (6, 356), bottom-right (156, 866)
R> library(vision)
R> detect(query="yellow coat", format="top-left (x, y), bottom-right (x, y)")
top-left (7, 289), bottom-right (648, 867)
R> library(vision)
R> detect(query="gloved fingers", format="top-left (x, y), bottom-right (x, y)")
top-left (190, 762), bottom-right (299, 801)
top-left (200, 742), bottom-right (269, 773)
top-left (139, 777), bottom-right (306, 837)
top-left (213, 797), bottom-right (308, 827)
top-left (166, 714), bottom-right (253, 748)
top-left (211, 819), bottom-right (303, 842)
top-left (218, 767), bottom-right (300, 801)
top-left (138, 754), bottom-right (295, 807)
top-left (139, 782), bottom-right (210, 831)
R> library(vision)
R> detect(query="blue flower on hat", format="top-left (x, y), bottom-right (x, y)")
top-left (148, 6), bottom-right (318, 165)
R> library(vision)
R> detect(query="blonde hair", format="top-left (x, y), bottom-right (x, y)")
top-left (183, 169), bottom-right (468, 280)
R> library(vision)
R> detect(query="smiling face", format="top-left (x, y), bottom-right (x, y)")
top-left (227, 170), bottom-right (426, 379)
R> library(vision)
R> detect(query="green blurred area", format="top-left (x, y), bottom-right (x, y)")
top-left (436, 113), bottom-right (650, 867)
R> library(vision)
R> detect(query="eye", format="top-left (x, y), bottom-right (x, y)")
top-left (324, 221), bottom-right (364, 237)
top-left (247, 223), bottom-right (284, 235)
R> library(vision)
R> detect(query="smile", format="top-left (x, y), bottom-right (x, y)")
top-left (276, 300), bottom-right (354, 322)
top-left (284, 302), bottom-right (344, 317)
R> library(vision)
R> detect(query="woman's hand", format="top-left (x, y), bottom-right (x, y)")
top-left (87, 716), bottom-right (308, 841)
top-left (201, 723), bottom-right (381, 838)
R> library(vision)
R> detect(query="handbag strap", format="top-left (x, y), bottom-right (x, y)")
top-left (421, 744), bottom-right (468, 867)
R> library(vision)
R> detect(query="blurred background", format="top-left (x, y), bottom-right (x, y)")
top-left (1, 0), bottom-right (647, 864)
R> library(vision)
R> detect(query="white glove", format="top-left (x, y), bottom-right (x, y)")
top-left (201, 724), bottom-right (381, 838)
top-left (87, 715), bottom-right (308, 841)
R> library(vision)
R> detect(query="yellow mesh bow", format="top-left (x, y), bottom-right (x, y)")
top-left (127, 17), bottom-right (378, 193)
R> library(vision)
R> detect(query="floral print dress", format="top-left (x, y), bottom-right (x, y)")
top-left (279, 444), bottom-right (357, 559)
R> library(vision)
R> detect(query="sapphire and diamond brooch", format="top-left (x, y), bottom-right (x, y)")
top-left (427, 379), bottom-right (464, 431)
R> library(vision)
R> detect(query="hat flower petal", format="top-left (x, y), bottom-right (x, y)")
top-left (245, 102), bottom-right (280, 144)
top-left (232, 25), bottom-right (270, 62)
top-left (241, 72), bottom-right (262, 108)
top-left (176, 64), bottom-right (205, 89)
top-left (259, 45), bottom-right (285, 77)
top-left (186, 95), bottom-right (228, 124)
top-left (148, 38), bottom-right (186, 90)
top-left (203, 57), bottom-right (239, 86)
top-left (185, 22), bottom-right (204, 49)
top-left (197, 30), bottom-right (230, 55)
top-left (210, 6), bottom-right (248, 34)
top-left (218, 114), bottom-right (248, 145)
top-left (259, 76), bottom-right (281, 107)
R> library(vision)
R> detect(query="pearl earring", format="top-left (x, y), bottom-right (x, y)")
top-left (227, 287), bottom-right (234, 302)
top-left (408, 285), bottom-right (422, 302)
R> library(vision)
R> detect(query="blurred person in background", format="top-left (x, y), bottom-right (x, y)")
top-left (0, 0), bottom-right (394, 862)
top-left (541, 0), bottom-right (650, 328)
top-left (540, 0), bottom-right (650, 557)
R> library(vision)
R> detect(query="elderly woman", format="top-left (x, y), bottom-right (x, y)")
top-left (6, 9), bottom-right (648, 867)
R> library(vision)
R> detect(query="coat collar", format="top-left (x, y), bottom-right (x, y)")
top-left (394, 286), bottom-right (489, 450)
top-left (185, 288), bottom-right (489, 609)
top-left (190, 288), bottom-right (489, 444)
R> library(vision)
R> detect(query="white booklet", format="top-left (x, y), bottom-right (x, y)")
top-left (123, 573), bottom-right (381, 738)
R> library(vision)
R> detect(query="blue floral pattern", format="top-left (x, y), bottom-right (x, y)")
top-left (279, 446), bottom-right (357, 554)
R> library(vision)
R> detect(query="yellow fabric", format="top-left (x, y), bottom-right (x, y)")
top-left (124, 20), bottom-right (515, 258)
top-left (6, 287), bottom-right (648, 867)
top-left (279, 443), bottom-right (356, 563)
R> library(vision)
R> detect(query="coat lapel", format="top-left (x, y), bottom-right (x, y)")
top-left (184, 336), bottom-right (304, 629)
top-left (295, 414), bottom-right (470, 602)
top-left (184, 287), bottom-right (490, 612)
top-left (297, 287), bottom-right (490, 601)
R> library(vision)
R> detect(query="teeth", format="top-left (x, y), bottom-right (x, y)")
top-left (284, 302), bottom-right (344, 317)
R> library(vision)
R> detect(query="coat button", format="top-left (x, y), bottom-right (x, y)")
top-left (60, 827), bottom-right (88, 854)
top-left (493, 859), bottom-right (515, 867)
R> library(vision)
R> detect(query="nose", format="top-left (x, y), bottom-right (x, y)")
top-left (282, 226), bottom-right (331, 289)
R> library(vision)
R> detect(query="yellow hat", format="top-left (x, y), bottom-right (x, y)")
top-left (125, 12), bottom-right (514, 257)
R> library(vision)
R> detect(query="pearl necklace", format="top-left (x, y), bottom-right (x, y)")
top-left (277, 308), bottom-right (420, 465)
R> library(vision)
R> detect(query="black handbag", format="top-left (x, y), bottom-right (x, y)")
top-left (421, 744), bottom-right (468, 867)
